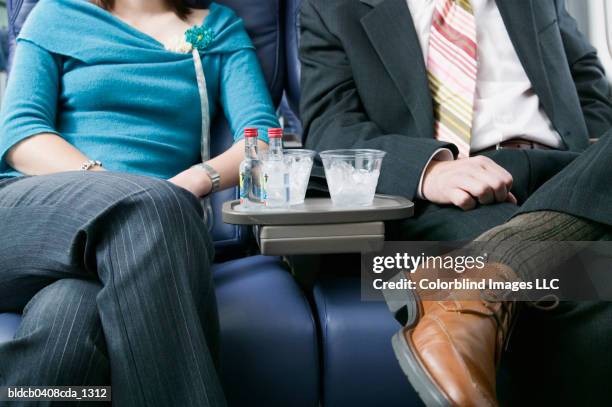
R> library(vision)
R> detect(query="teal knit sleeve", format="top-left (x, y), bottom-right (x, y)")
top-left (0, 40), bottom-right (62, 173)
top-left (219, 47), bottom-right (280, 144)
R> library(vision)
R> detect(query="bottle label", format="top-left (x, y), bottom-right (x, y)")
top-left (262, 172), bottom-right (269, 201)
top-left (249, 164), bottom-right (265, 204)
top-left (239, 170), bottom-right (250, 202)
top-left (250, 183), bottom-right (265, 203)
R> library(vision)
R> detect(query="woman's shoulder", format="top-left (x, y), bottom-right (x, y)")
top-left (192, 3), bottom-right (254, 54)
top-left (18, 0), bottom-right (160, 63)
top-left (18, 0), bottom-right (85, 46)
top-left (25, 0), bottom-right (87, 19)
top-left (207, 2), bottom-right (239, 19)
top-left (21, 0), bottom-right (108, 39)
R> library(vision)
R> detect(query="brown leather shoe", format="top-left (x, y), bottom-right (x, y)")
top-left (391, 299), bottom-right (516, 407)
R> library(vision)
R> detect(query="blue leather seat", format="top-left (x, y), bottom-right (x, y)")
top-left (285, 0), bottom-right (421, 404)
top-left (314, 277), bottom-right (422, 407)
top-left (0, 313), bottom-right (21, 343)
top-left (215, 256), bottom-right (318, 406)
top-left (0, 1), bottom-right (319, 406)
top-left (0, 28), bottom-right (8, 71)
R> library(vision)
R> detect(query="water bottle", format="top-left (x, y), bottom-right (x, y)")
top-left (263, 128), bottom-right (290, 208)
top-left (239, 128), bottom-right (265, 210)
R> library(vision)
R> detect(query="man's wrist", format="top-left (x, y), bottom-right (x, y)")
top-left (417, 148), bottom-right (454, 200)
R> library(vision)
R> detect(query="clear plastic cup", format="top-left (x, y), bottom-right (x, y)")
top-left (319, 149), bottom-right (386, 207)
top-left (283, 149), bottom-right (316, 205)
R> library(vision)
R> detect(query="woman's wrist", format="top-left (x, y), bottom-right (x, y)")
top-left (199, 171), bottom-right (213, 197)
top-left (190, 166), bottom-right (213, 197)
top-left (191, 163), bottom-right (221, 194)
top-left (190, 166), bottom-right (214, 197)
top-left (167, 166), bottom-right (212, 198)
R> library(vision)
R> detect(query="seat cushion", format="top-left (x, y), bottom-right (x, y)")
top-left (213, 255), bottom-right (319, 407)
top-left (0, 313), bottom-right (20, 343)
top-left (314, 276), bottom-right (422, 407)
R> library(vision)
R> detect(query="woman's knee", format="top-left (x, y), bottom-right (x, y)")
top-left (128, 176), bottom-right (203, 220)
top-left (117, 177), bottom-right (212, 250)
top-left (57, 172), bottom-right (210, 250)
top-left (15, 171), bottom-right (199, 211)
top-left (96, 176), bottom-right (215, 278)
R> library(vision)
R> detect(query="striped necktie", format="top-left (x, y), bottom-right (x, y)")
top-left (427, 0), bottom-right (478, 158)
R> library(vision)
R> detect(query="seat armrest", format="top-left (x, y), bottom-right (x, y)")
top-left (223, 196), bottom-right (414, 256)
top-left (257, 222), bottom-right (386, 255)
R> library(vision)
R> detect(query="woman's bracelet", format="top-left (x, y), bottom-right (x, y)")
top-left (191, 163), bottom-right (221, 193)
top-left (80, 160), bottom-right (103, 171)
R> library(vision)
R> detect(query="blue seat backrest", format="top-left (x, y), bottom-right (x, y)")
top-left (0, 29), bottom-right (8, 71)
top-left (6, 0), bottom-right (285, 257)
top-left (285, 0), bottom-right (301, 117)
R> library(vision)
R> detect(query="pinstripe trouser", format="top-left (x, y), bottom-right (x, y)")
top-left (0, 172), bottom-right (226, 407)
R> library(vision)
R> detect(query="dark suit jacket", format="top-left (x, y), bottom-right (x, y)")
top-left (299, 0), bottom-right (612, 201)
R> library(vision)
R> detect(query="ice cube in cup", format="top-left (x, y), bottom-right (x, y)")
top-left (283, 149), bottom-right (316, 205)
top-left (319, 149), bottom-right (386, 207)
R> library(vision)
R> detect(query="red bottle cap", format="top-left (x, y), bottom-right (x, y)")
top-left (268, 128), bottom-right (283, 139)
top-left (244, 128), bottom-right (259, 138)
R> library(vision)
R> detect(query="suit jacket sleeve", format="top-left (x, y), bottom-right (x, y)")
top-left (298, 0), bottom-right (457, 200)
top-left (556, 0), bottom-right (612, 139)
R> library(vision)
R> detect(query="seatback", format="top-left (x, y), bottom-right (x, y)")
top-left (285, 0), bottom-right (301, 117)
top-left (6, 0), bottom-right (285, 257)
top-left (0, 29), bottom-right (8, 71)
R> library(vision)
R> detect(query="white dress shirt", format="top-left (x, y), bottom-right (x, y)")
top-left (411, 0), bottom-right (564, 196)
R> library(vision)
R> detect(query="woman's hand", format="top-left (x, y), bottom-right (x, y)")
top-left (168, 139), bottom-right (267, 198)
top-left (168, 166), bottom-right (212, 198)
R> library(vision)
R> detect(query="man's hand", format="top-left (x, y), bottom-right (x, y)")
top-left (168, 167), bottom-right (212, 198)
top-left (421, 156), bottom-right (517, 210)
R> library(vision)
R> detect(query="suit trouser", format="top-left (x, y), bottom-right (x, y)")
top-left (0, 172), bottom-right (226, 407)
top-left (394, 131), bottom-right (612, 405)
top-left (394, 148), bottom-right (580, 241)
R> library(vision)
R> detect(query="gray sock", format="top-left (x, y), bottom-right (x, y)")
top-left (474, 211), bottom-right (609, 283)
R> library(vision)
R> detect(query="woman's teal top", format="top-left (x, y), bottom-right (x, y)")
top-left (0, 0), bottom-right (279, 179)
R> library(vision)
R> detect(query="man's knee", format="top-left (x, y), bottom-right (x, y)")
top-left (398, 201), bottom-right (517, 241)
